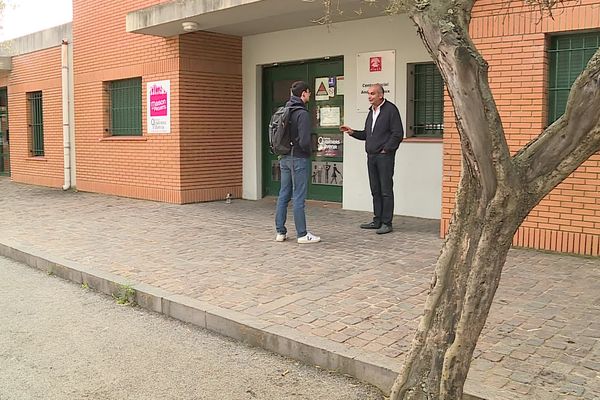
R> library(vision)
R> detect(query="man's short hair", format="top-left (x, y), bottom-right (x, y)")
top-left (291, 81), bottom-right (310, 97)
top-left (371, 83), bottom-right (384, 96)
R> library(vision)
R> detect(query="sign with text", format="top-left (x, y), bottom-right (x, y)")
top-left (319, 106), bottom-right (341, 127)
top-left (356, 50), bottom-right (395, 113)
top-left (316, 134), bottom-right (343, 158)
top-left (147, 80), bottom-right (170, 133)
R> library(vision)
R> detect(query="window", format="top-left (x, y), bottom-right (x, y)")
top-left (0, 87), bottom-right (8, 175)
top-left (27, 91), bottom-right (44, 156)
top-left (107, 78), bottom-right (142, 136)
top-left (548, 32), bottom-right (600, 124)
top-left (407, 63), bottom-right (444, 138)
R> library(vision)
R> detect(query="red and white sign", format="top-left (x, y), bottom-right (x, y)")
top-left (356, 50), bottom-right (396, 113)
top-left (369, 57), bottom-right (382, 72)
top-left (147, 80), bottom-right (170, 133)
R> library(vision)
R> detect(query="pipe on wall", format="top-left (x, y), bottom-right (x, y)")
top-left (61, 39), bottom-right (72, 190)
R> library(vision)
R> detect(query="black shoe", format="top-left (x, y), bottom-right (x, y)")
top-left (376, 224), bottom-right (393, 234)
top-left (360, 221), bottom-right (381, 229)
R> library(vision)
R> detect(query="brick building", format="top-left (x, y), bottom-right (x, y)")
top-left (0, 0), bottom-right (599, 255)
top-left (441, 1), bottom-right (600, 255)
top-left (0, 25), bottom-right (73, 188)
top-left (73, 1), bottom-right (243, 203)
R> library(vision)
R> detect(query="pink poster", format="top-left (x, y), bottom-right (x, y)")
top-left (150, 87), bottom-right (168, 117)
top-left (147, 80), bottom-right (170, 133)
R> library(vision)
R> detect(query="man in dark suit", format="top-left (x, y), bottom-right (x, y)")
top-left (340, 83), bottom-right (404, 234)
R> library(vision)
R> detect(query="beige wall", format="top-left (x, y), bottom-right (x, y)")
top-left (243, 14), bottom-right (443, 219)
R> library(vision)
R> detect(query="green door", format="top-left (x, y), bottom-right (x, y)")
top-left (262, 58), bottom-right (344, 202)
top-left (0, 87), bottom-right (8, 176)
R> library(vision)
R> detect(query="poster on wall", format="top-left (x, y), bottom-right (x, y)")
top-left (356, 50), bottom-right (395, 112)
top-left (319, 106), bottom-right (341, 127)
top-left (311, 161), bottom-right (343, 186)
top-left (314, 77), bottom-right (331, 101)
top-left (147, 80), bottom-right (171, 134)
top-left (336, 76), bottom-right (345, 96)
top-left (316, 134), bottom-right (343, 158)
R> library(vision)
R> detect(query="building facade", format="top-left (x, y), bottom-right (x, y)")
top-left (1, 0), bottom-right (599, 255)
top-left (0, 25), bottom-right (74, 187)
top-left (442, 1), bottom-right (600, 255)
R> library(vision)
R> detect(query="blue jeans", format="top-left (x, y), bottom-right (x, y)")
top-left (275, 156), bottom-right (309, 237)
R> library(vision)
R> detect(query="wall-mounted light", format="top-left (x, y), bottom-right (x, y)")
top-left (182, 21), bottom-right (199, 32)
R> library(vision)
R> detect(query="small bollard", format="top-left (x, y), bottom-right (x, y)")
top-left (225, 193), bottom-right (232, 204)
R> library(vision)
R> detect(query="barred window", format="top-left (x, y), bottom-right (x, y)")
top-left (0, 87), bottom-right (9, 175)
top-left (107, 78), bottom-right (142, 136)
top-left (548, 32), bottom-right (600, 124)
top-left (27, 91), bottom-right (44, 156)
top-left (407, 63), bottom-right (444, 138)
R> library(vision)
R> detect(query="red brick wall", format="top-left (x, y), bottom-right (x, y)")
top-left (441, 1), bottom-right (600, 255)
top-left (178, 32), bottom-right (242, 203)
top-left (73, 0), bottom-right (243, 204)
top-left (2, 47), bottom-right (64, 187)
top-left (73, 0), bottom-right (183, 202)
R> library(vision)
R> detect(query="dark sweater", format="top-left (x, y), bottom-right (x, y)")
top-left (285, 96), bottom-right (311, 158)
top-left (351, 100), bottom-right (404, 154)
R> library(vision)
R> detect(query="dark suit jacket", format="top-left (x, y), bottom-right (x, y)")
top-left (351, 100), bottom-right (404, 154)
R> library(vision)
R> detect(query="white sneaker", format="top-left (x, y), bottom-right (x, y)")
top-left (297, 232), bottom-right (321, 244)
top-left (275, 233), bottom-right (287, 242)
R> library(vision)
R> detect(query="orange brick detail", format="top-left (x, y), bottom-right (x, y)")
top-left (1, 47), bottom-right (64, 187)
top-left (72, 0), bottom-right (242, 204)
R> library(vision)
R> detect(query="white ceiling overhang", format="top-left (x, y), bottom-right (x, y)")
top-left (126, 0), bottom-right (391, 37)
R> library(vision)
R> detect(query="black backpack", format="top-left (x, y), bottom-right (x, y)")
top-left (269, 105), bottom-right (304, 155)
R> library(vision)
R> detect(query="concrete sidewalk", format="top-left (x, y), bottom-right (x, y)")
top-left (0, 177), bottom-right (598, 399)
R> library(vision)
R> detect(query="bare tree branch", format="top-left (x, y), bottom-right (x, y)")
top-left (514, 48), bottom-right (600, 204)
top-left (409, 1), bottom-right (518, 203)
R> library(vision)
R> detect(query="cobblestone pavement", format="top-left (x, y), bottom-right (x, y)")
top-left (0, 178), bottom-right (598, 399)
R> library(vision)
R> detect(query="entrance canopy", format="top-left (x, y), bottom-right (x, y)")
top-left (126, 0), bottom-right (390, 37)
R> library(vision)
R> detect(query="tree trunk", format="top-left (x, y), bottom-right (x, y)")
top-left (388, 1), bottom-right (600, 398)
top-left (390, 160), bottom-right (528, 399)
top-left (391, 2), bottom-right (530, 398)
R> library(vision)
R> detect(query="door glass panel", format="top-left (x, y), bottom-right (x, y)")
top-left (273, 80), bottom-right (295, 104)
top-left (262, 59), bottom-right (344, 202)
top-left (307, 60), bottom-right (344, 200)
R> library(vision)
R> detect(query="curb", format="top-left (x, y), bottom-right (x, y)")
top-left (0, 240), bottom-right (487, 399)
top-left (0, 240), bottom-right (398, 394)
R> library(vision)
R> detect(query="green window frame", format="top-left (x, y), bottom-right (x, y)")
top-left (0, 87), bottom-right (8, 175)
top-left (108, 78), bottom-right (142, 136)
top-left (548, 32), bottom-right (600, 124)
top-left (408, 63), bottom-right (444, 138)
top-left (27, 91), bottom-right (44, 157)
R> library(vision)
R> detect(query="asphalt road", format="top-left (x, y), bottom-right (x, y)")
top-left (0, 256), bottom-right (384, 400)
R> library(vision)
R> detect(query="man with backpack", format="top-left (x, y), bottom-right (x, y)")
top-left (274, 81), bottom-right (321, 244)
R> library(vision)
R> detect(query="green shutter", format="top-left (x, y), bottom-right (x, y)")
top-left (28, 91), bottom-right (44, 156)
top-left (0, 87), bottom-right (8, 175)
top-left (548, 32), bottom-right (600, 124)
top-left (413, 63), bottom-right (444, 137)
top-left (109, 78), bottom-right (142, 136)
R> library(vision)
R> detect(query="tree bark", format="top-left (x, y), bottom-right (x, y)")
top-left (390, 160), bottom-right (528, 399)
top-left (390, 1), bottom-right (600, 399)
